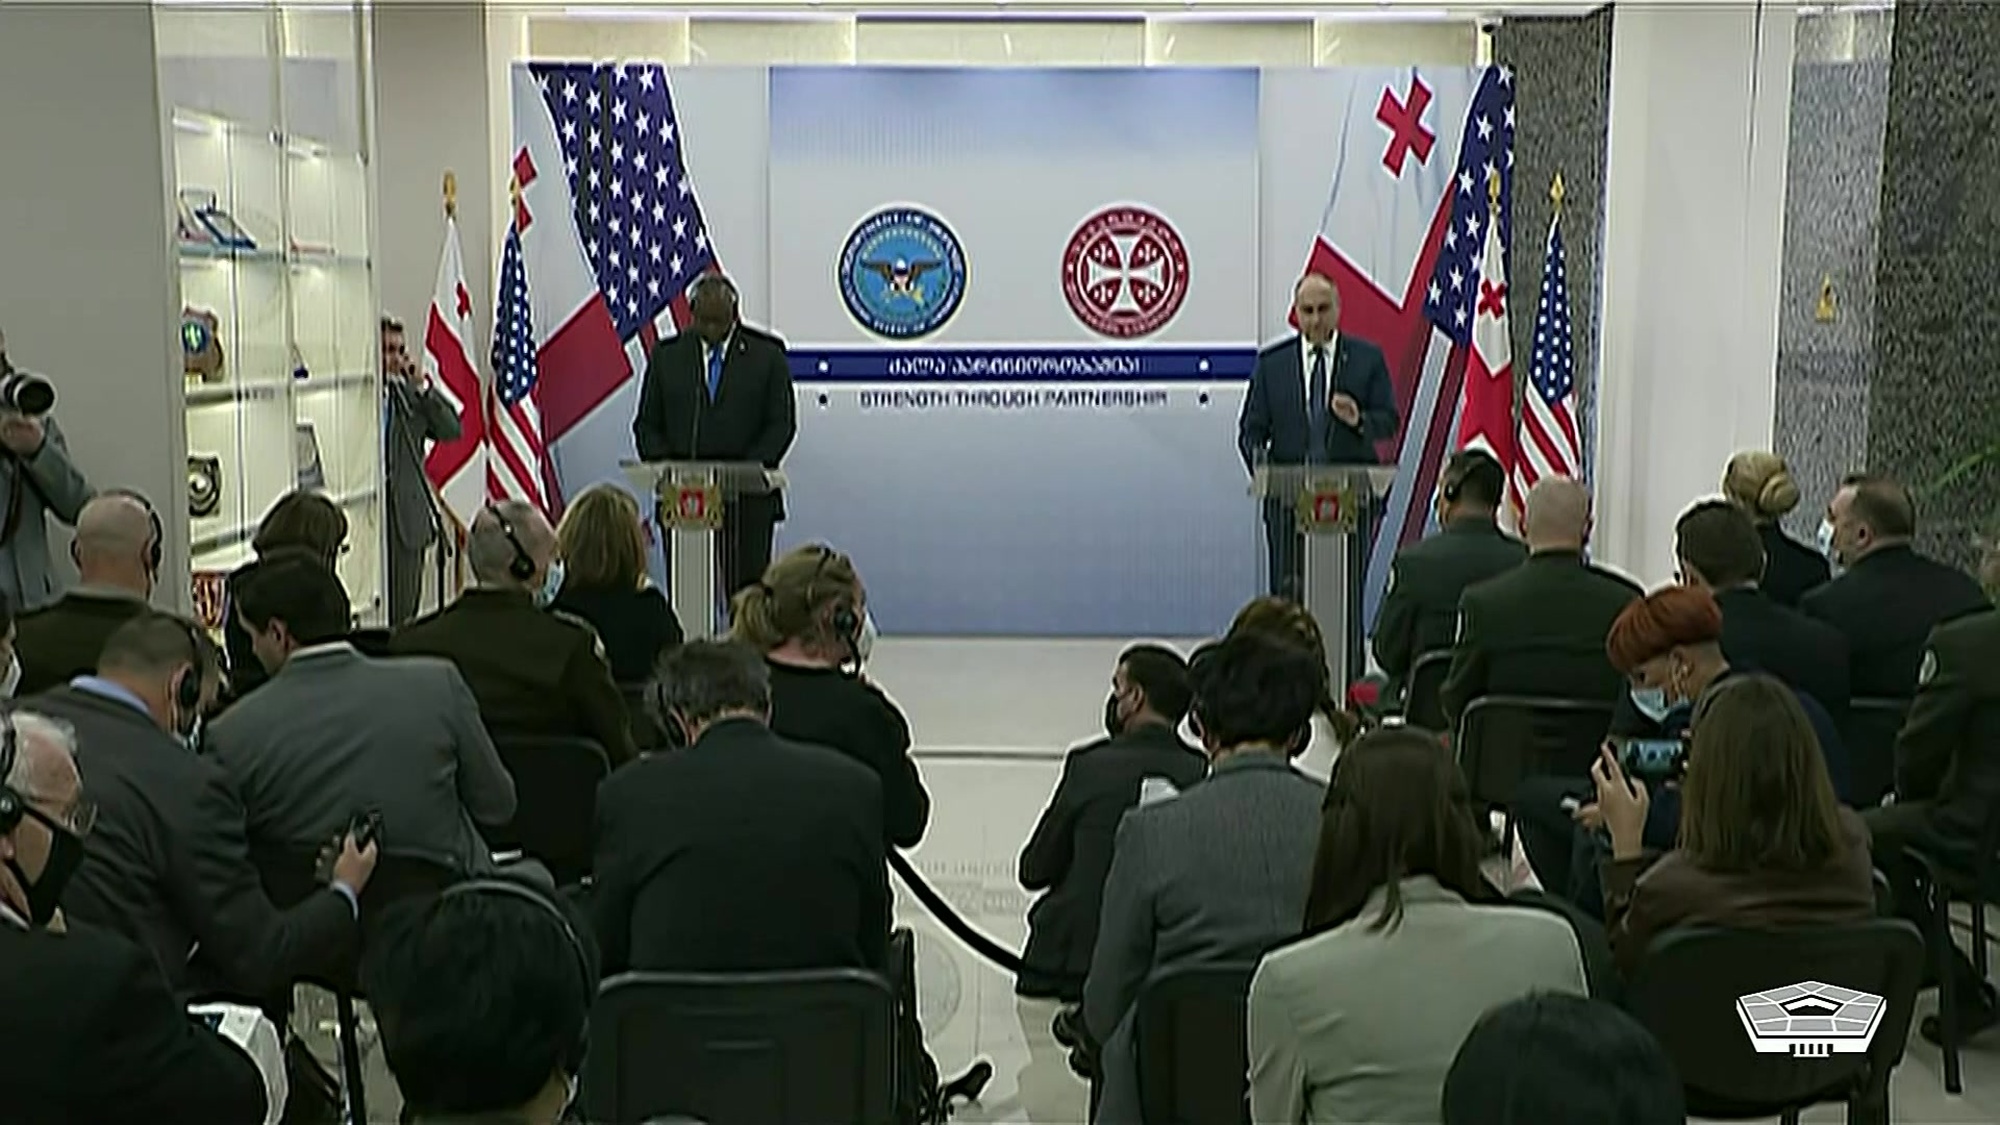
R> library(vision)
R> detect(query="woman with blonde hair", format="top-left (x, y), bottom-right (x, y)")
top-left (731, 544), bottom-right (930, 847)
top-left (550, 484), bottom-right (683, 685)
top-left (1721, 450), bottom-right (1829, 607)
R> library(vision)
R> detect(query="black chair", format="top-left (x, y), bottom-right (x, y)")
top-left (1455, 695), bottom-right (1614, 851)
top-left (1399, 650), bottom-right (1453, 733)
top-left (1907, 807), bottom-right (2000, 1094)
top-left (1624, 921), bottom-right (1924, 1124)
top-left (486, 735), bottom-right (611, 887)
top-left (253, 846), bottom-right (460, 1125)
top-left (579, 968), bottom-right (897, 1125)
top-left (1842, 698), bottom-right (1913, 807)
top-left (1133, 963), bottom-right (1258, 1125)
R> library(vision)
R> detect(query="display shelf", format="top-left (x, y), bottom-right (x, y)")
top-left (159, 1), bottom-right (384, 623)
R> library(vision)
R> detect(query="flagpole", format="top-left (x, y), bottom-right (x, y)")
top-left (1551, 171), bottom-right (1565, 214)
top-left (443, 171), bottom-right (458, 220)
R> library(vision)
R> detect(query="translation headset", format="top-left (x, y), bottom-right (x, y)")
top-left (487, 504), bottom-right (537, 581)
top-left (166, 614), bottom-right (206, 719)
top-left (438, 879), bottom-right (594, 1071)
top-left (805, 545), bottom-right (861, 645)
top-left (0, 714), bottom-right (20, 834)
top-left (83, 488), bottom-right (163, 575)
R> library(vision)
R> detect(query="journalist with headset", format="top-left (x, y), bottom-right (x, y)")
top-left (13, 491), bottom-right (161, 697)
top-left (392, 500), bottom-right (638, 767)
top-left (0, 329), bottom-right (94, 613)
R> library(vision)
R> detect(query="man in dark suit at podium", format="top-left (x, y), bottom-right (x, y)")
top-left (633, 275), bottom-right (798, 597)
top-left (1237, 273), bottom-right (1398, 598)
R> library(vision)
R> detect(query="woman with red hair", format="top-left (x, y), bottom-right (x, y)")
top-left (1605, 586), bottom-right (1730, 725)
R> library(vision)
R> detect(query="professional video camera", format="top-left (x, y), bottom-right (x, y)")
top-left (0, 338), bottom-right (55, 415)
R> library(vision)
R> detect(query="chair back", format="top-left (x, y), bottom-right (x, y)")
top-left (487, 735), bottom-right (611, 886)
top-left (580, 969), bottom-right (896, 1125)
top-left (1841, 697), bottom-right (1912, 807)
top-left (1625, 920), bottom-right (1923, 1117)
top-left (1401, 651), bottom-right (1453, 733)
top-left (621, 682), bottom-right (672, 752)
top-left (1455, 695), bottom-right (1614, 807)
top-left (1134, 963), bottom-right (1257, 1125)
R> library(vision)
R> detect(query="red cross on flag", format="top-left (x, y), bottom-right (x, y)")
top-left (421, 213), bottom-right (489, 529)
top-left (1458, 174), bottom-right (1519, 523)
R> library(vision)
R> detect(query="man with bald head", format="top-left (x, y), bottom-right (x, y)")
top-left (14, 490), bottom-right (158, 696)
top-left (393, 500), bottom-right (637, 765)
top-left (1238, 273), bottom-right (1398, 596)
top-left (634, 273), bottom-right (799, 598)
top-left (1439, 477), bottom-right (1642, 724)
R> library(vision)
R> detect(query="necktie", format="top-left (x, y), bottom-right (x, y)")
top-left (706, 345), bottom-right (723, 401)
top-left (1307, 345), bottom-right (1330, 462)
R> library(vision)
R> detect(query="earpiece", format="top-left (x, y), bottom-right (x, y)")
top-left (487, 505), bottom-right (537, 582)
top-left (106, 488), bottom-right (163, 574)
top-left (440, 880), bottom-right (594, 1072)
top-left (0, 715), bottom-right (22, 834)
top-left (172, 616), bottom-right (205, 718)
top-left (806, 545), bottom-right (862, 647)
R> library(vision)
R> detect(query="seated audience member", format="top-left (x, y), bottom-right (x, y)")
top-left (1804, 473), bottom-right (1987, 697)
top-left (1442, 994), bottom-right (1684, 1125)
top-left (1440, 477), bottom-right (1642, 725)
top-left (731, 544), bottom-right (930, 847)
top-left (43, 613), bottom-right (375, 1000)
top-left (223, 490), bottom-right (348, 698)
top-left (1226, 595), bottom-right (1353, 756)
top-left (394, 500), bottom-right (637, 766)
top-left (1016, 644), bottom-right (1206, 1001)
top-left (1248, 727), bottom-right (1589, 1125)
top-left (209, 555), bottom-right (515, 876)
top-left (14, 491), bottom-right (159, 697)
top-left (1516, 587), bottom-right (1851, 914)
top-left (551, 483), bottom-right (684, 684)
top-left (1592, 675), bottom-right (1873, 978)
top-left (1372, 449), bottom-right (1525, 702)
top-left (1866, 542), bottom-right (2000, 1042)
top-left (0, 710), bottom-right (271, 1125)
top-left (365, 882), bottom-right (598, 1125)
top-left (592, 639), bottom-right (887, 974)
top-left (1721, 450), bottom-right (1829, 608)
top-left (1085, 631), bottom-right (1326, 1125)
top-left (1673, 499), bottom-right (1850, 717)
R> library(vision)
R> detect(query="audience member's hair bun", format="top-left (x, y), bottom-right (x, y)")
top-left (1723, 450), bottom-right (1799, 519)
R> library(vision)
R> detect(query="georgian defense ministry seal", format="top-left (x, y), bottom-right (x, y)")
top-left (1061, 205), bottom-right (1191, 339)
top-left (838, 206), bottom-right (968, 340)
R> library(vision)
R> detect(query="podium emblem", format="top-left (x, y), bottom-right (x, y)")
top-left (663, 482), bottom-right (722, 530)
top-left (1296, 477), bottom-right (1360, 535)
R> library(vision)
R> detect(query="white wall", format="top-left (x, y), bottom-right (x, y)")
top-left (0, 5), bottom-right (185, 605)
top-left (1594, 2), bottom-right (1796, 586)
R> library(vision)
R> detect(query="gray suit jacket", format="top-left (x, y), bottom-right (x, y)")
top-left (1248, 877), bottom-right (1589, 1125)
top-left (0, 415), bottom-right (92, 611)
top-left (385, 380), bottom-right (461, 551)
top-left (206, 644), bottom-right (515, 874)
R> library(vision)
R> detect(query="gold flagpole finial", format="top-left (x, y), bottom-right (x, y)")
top-left (443, 171), bottom-right (459, 220)
top-left (1487, 167), bottom-right (1502, 208)
top-left (1551, 172), bottom-right (1567, 211)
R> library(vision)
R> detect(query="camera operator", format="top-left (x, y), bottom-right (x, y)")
top-left (0, 330), bottom-right (93, 612)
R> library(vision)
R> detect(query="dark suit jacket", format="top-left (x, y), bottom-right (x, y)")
top-left (1237, 334), bottom-right (1398, 470)
top-left (591, 718), bottom-right (888, 975)
top-left (386, 379), bottom-right (462, 551)
top-left (1715, 586), bottom-right (1851, 718)
top-left (206, 645), bottom-right (517, 875)
top-left (765, 660), bottom-right (932, 849)
top-left (1017, 723), bottom-right (1208, 995)
top-left (1801, 544), bottom-right (1989, 699)
top-left (14, 590), bottom-right (148, 697)
top-left (1891, 609), bottom-right (2000, 864)
top-left (550, 583), bottom-right (684, 685)
top-left (1373, 519), bottom-right (1526, 692)
top-left (1758, 521), bottom-right (1830, 609)
top-left (1440, 552), bottom-right (1644, 724)
top-left (633, 325), bottom-right (797, 518)
top-left (34, 685), bottom-right (355, 1001)
top-left (392, 588), bottom-right (638, 767)
top-left (0, 920), bottom-right (268, 1125)
top-left (1600, 808), bottom-right (1875, 978)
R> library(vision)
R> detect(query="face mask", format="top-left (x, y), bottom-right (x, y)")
top-left (6, 808), bottom-right (85, 927)
top-left (1103, 693), bottom-right (1126, 739)
top-left (535, 559), bottom-right (567, 609)
top-left (1630, 685), bottom-right (1673, 723)
top-left (0, 653), bottom-right (20, 700)
top-left (855, 609), bottom-right (877, 664)
top-left (1816, 519), bottom-right (1841, 566)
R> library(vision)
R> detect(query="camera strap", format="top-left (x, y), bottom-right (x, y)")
top-left (0, 466), bottom-right (25, 550)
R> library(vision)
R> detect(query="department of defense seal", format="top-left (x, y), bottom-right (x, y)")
top-left (1061, 205), bottom-right (1191, 339)
top-left (838, 206), bottom-right (968, 340)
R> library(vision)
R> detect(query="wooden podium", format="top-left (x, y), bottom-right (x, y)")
top-left (1252, 464), bottom-right (1398, 692)
top-left (622, 460), bottom-right (784, 638)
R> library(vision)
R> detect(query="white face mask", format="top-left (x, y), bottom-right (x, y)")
top-left (0, 653), bottom-right (19, 700)
top-left (1816, 519), bottom-right (1846, 574)
top-left (535, 559), bottom-right (567, 609)
top-left (855, 608), bottom-right (878, 664)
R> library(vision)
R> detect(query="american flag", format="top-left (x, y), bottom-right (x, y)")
top-left (1512, 209), bottom-right (1583, 506)
top-left (1422, 67), bottom-right (1514, 345)
top-left (534, 62), bottom-right (717, 360)
top-left (488, 221), bottom-right (549, 513)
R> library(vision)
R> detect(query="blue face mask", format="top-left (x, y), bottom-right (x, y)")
top-left (535, 559), bottom-right (567, 609)
top-left (1630, 685), bottom-right (1673, 723)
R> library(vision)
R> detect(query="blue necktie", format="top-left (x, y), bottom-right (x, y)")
top-left (705, 344), bottom-right (723, 400)
top-left (1307, 345), bottom-right (1330, 463)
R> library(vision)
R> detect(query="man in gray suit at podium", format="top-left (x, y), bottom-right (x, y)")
top-left (1237, 274), bottom-right (1398, 599)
